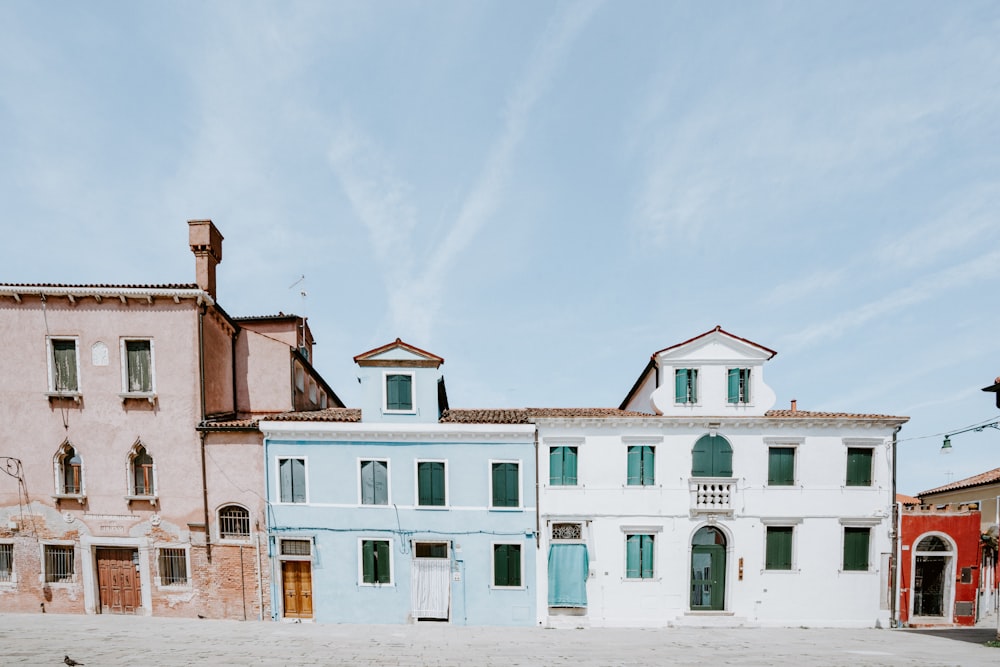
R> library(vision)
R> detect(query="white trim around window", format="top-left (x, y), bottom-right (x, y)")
top-left (154, 545), bottom-right (192, 589)
top-left (414, 459), bottom-right (448, 508)
top-left (119, 337), bottom-right (157, 402)
top-left (45, 336), bottom-right (81, 398)
top-left (358, 458), bottom-right (391, 506)
top-left (488, 459), bottom-right (522, 510)
top-left (357, 537), bottom-right (395, 587)
top-left (383, 370), bottom-right (416, 414)
top-left (490, 541), bottom-right (526, 589)
top-left (275, 456), bottom-right (309, 504)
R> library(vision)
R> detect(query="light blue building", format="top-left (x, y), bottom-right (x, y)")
top-left (260, 339), bottom-right (537, 625)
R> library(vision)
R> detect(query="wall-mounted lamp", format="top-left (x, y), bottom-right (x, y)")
top-left (941, 420), bottom-right (1000, 453)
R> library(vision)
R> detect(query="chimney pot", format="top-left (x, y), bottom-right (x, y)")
top-left (188, 220), bottom-right (224, 298)
top-left (790, 399), bottom-right (797, 413)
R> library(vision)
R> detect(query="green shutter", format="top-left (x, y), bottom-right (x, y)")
top-left (727, 368), bottom-right (739, 403)
top-left (675, 369), bottom-right (685, 403)
top-left (844, 528), bottom-right (870, 570)
top-left (626, 534), bottom-right (640, 578)
top-left (494, 544), bottom-right (521, 586)
top-left (627, 446), bottom-right (641, 485)
top-left (549, 447), bottom-right (563, 485)
top-left (362, 540), bottom-right (375, 583)
top-left (642, 446), bottom-right (655, 485)
top-left (641, 535), bottom-right (654, 578)
top-left (693, 435), bottom-right (732, 477)
top-left (766, 527), bottom-right (793, 570)
top-left (846, 448), bottom-right (872, 486)
top-left (419, 462), bottom-right (445, 506)
top-left (387, 374), bottom-right (412, 410)
top-left (492, 463), bottom-right (518, 507)
top-left (376, 540), bottom-right (390, 583)
top-left (564, 447), bottom-right (577, 485)
top-left (768, 448), bottom-right (794, 486)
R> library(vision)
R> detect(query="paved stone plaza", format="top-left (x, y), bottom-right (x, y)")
top-left (0, 612), bottom-right (997, 666)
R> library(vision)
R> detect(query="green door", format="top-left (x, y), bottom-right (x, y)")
top-left (691, 526), bottom-right (727, 610)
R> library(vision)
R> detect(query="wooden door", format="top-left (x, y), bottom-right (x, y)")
top-left (281, 561), bottom-right (313, 618)
top-left (96, 548), bottom-right (140, 614)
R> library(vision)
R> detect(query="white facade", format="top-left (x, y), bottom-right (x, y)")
top-left (535, 327), bottom-right (907, 628)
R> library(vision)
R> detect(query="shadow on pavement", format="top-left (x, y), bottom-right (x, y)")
top-left (902, 627), bottom-right (998, 645)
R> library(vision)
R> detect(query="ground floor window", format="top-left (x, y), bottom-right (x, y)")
top-left (158, 548), bottom-right (188, 586)
top-left (0, 543), bottom-right (12, 582)
top-left (843, 527), bottom-right (871, 571)
top-left (765, 527), bottom-right (793, 570)
top-left (493, 543), bottom-right (522, 587)
top-left (362, 539), bottom-right (392, 584)
top-left (44, 544), bottom-right (74, 583)
top-left (625, 534), bottom-right (655, 579)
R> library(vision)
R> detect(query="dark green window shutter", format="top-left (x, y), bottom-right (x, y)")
top-left (362, 539), bottom-right (375, 583)
top-left (766, 527), bottom-right (793, 570)
top-left (627, 446), bottom-right (641, 485)
top-left (846, 448), bottom-right (872, 486)
top-left (52, 340), bottom-right (78, 391)
top-left (727, 368), bottom-right (739, 403)
top-left (375, 540), bottom-right (390, 583)
top-left (768, 448), bottom-right (794, 486)
top-left (494, 544), bottom-right (521, 586)
top-left (843, 527), bottom-right (870, 570)
top-left (418, 461), bottom-right (445, 506)
top-left (675, 369), bottom-right (686, 403)
top-left (386, 374), bottom-right (412, 410)
top-left (492, 462), bottom-right (519, 507)
top-left (363, 540), bottom-right (391, 583)
top-left (692, 435), bottom-right (732, 477)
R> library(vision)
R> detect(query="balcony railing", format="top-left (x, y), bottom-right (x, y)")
top-left (689, 477), bottom-right (737, 516)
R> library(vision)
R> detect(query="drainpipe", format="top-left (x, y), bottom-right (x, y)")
top-left (254, 519), bottom-right (264, 620)
top-left (198, 306), bottom-right (212, 563)
top-left (534, 429), bottom-right (540, 549)
top-left (890, 425), bottom-right (901, 627)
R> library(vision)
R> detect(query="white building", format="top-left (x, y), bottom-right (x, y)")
top-left (533, 327), bottom-right (908, 628)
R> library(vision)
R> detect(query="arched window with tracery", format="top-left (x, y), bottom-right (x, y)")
top-left (130, 444), bottom-right (155, 497)
top-left (55, 441), bottom-right (83, 496)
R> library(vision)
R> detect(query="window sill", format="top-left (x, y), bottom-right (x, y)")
top-left (489, 506), bottom-right (523, 512)
top-left (490, 585), bottom-right (527, 591)
top-left (218, 536), bottom-right (252, 544)
top-left (119, 392), bottom-right (156, 405)
top-left (623, 484), bottom-right (660, 489)
top-left (52, 493), bottom-right (86, 504)
top-left (45, 391), bottom-right (81, 402)
top-left (839, 569), bottom-right (874, 574)
top-left (359, 582), bottom-right (395, 588)
top-left (415, 505), bottom-right (449, 510)
top-left (126, 495), bottom-right (157, 506)
top-left (623, 577), bottom-right (660, 583)
top-left (762, 568), bottom-right (800, 574)
top-left (382, 409), bottom-right (416, 415)
top-left (43, 580), bottom-right (77, 586)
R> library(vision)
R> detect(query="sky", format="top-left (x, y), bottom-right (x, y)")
top-left (2, 1), bottom-right (999, 496)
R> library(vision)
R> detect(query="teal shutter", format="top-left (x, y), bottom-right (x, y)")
top-left (627, 446), bottom-right (641, 485)
top-left (375, 540), bottom-right (390, 583)
top-left (419, 462), bottom-right (445, 505)
top-left (727, 369), bottom-right (739, 403)
top-left (768, 448), bottom-right (794, 485)
top-left (692, 437), bottom-right (711, 477)
top-left (564, 447), bottom-right (577, 485)
top-left (626, 535), bottom-right (640, 578)
top-left (675, 369), bottom-right (686, 403)
top-left (641, 535), bottom-right (654, 578)
top-left (642, 446), bottom-right (654, 485)
top-left (692, 436), bottom-right (732, 477)
top-left (387, 374), bottom-right (412, 410)
top-left (844, 528), bottom-right (870, 570)
top-left (766, 527), bottom-right (793, 570)
top-left (362, 540), bottom-right (375, 583)
top-left (549, 447), bottom-right (563, 485)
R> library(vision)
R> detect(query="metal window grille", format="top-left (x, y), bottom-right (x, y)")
top-left (44, 545), bottom-right (74, 583)
top-left (552, 523), bottom-right (582, 540)
top-left (0, 543), bottom-right (12, 582)
top-left (158, 548), bottom-right (188, 585)
top-left (281, 539), bottom-right (311, 556)
top-left (218, 505), bottom-right (250, 539)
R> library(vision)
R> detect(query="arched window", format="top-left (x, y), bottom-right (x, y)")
top-left (218, 505), bottom-right (251, 540)
top-left (56, 442), bottom-right (83, 495)
top-left (691, 434), bottom-right (733, 477)
top-left (916, 535), bottom-right (951, 552)
top-left (131, 445), bottom-right (155, 496)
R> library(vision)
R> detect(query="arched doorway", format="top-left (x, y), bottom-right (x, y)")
top-left (691, 526), bottom-right (727, 610)
top-left (912, 534), bottom-right (953, 620)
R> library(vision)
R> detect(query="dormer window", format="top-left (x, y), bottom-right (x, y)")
top-left (385, 373), bottom-right (414, 412)
top-left (727, 368), bottom-right (751, 404)
top-left (675, 368), bottom-right (698, 404)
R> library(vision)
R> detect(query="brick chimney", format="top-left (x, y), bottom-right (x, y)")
top-left (790, 399), bottom-right (797, 413)
top-left (188, 219), bottom-right (223, 299)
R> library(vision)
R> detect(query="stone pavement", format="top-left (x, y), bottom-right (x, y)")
top-left (0, 613), bottom-right (997, 667)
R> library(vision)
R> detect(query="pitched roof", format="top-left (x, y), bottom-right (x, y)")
top-left (652, 325), bottom-right (778, 359)
top-left (919, 467), bottom-right (1000, 496)
top-left (764, 409), bottom-right (907, 421)
top-left (266, 408), bottom-right (362, 422)
top-left (353, 338), bottom-right (444, 368)
top-left (896, 493), bottom-right (921, 505)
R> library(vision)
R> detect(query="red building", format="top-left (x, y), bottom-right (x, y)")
top-left (899, 503), bottom-right (982, 626)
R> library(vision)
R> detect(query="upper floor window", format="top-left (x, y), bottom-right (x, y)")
top-left (56, 442), bottom-right (83, 495)
top-left (691, 434), bottom-right (732, 478)
top-left (48, 338), bottom-right (80, 393)
top-left (768, 447), bottom-right (795, 486)
top-left (218, 505), bottom-right (251, 540)
top-left (490, 461), bottom-right (520, 508)
top-left (360, 459), bottom-right (389, 505)
top-left (278, 457), bottom-right (307, 503)
top-left (846, 448), bottom-right (873, 486)
top-left (416, 460), bottom-right (446, 507)
top-left (727, 368), bottom-right (751, 404)
top-left (122, 339), bottom-right (154, 394)
top-left (627, 445), bottom-right (655, 486)
top-left (130, 444), bottom-right (155, 496)
top-left (385, 373), bottom-right (414, 412)
top-left (675, 368), bottom-right (698, 404)
top-left (549, 446), bottom-right (578, 486)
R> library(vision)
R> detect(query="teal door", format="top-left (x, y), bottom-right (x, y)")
top-left (691, 527), bottom-right (727, 610)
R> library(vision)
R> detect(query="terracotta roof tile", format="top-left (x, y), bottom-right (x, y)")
top-left (266, 408), bottom-right (361, 422)
top-left (440, 409), bottom-right (531, 424)
top-left (764, 409), bottom-right (908, 420)
top-left (896, 493), bottom-right (921, 505)
top-left (919, 467), bottom-right (1000, 496)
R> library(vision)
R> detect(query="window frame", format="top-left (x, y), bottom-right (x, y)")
top-left (217, 504), bottom-right (252, 541)
top-left (359, 458), bottom-right (391, 506)
top-left (359, 538), bottom-right (394, 586)
top-left (119, 337), bottom-right (156, 399)
top-left (489, 459), bottom-right (522, 510)
top-left (548, 445), bottom-right (579, 486)
top-left (383, 371), bottom-right (416, 414)
top-left (764, 525), bottom-right (795, 571)
top-left (674, 368), bottom-right (699, 405)
top-left (156, 546), bottom-right (191, 588)
top-left (0, 542), bottom-right (14, 584)
top-left (491, 542), bottom-right (525, 589)
top-left (127, 442), bottom-right (156, 502)
top-left (624, 532), bottom-right (656, 581)
top-left (276, 456), bottom-right (308, 504)
top-left (46, 336), bottom-right (81, 396)
top-left (415, 459), bottom-right (448, 508)
top-left (767, 446), bottom-right (796, 486)
top-left (726, 367), bottom-right (751, 404)
top-left (42, 543), bottom-right (75, 584)
top-left (53, 441), bottom-right (85, 500)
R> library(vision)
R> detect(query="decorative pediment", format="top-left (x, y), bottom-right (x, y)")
top-left (353, 338), bottom-right (444, 368)
top-left (653, 326), bottom-right (777, 364)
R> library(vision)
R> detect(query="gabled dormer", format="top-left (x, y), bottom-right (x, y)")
top-left (620, 326), bottom-right (778, 416)
top-left (354, 338), bottom-right (446, 423)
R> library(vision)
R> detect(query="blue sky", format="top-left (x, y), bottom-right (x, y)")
top-left (2, 1), bottom-right (999, 495)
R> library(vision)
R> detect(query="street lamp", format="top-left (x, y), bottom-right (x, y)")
top-left (940, 421), bottom-right (1000, 453)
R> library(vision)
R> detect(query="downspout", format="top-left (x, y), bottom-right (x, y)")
top-left (231, 328), bottom-right (238, 416)
top-left (198, 305), bottom-right (212, 563)
top-left (534, 428), bottom-right (540, 549)
top-left (890, 425), bottom-right (901, 627)
top-left (254, 519), bottom-right (264, 620)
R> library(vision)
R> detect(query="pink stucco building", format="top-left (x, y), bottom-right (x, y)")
top-left (0, 220), bottom-right (340, 618)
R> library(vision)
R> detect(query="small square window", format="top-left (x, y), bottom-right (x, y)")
top-left (493, 543), bottom-right (522, 587)
top-left (361, 539), bottom-right (391, 584)
top-left (625, 534), bottom-right (654, 579)
top-left (491, 461), bottom-right (520, 508)
top-left (278, 457), bottom-right (307, 503)
top-left (158, 548), bottom-right (188, 585)
top-left (385, 373), bottom-right (413, 411)
top-left (360, 460), bottom-right (389, 505)
top-left (44, 545), bottom-right (74, 583)
top-left (765, 526), bottom-right (793, 570)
